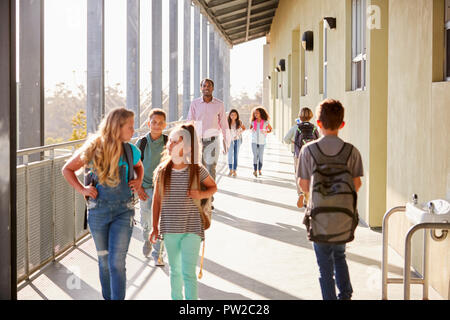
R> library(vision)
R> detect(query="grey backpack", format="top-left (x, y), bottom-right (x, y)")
top-left (302, 142), bottom-right (359, 244)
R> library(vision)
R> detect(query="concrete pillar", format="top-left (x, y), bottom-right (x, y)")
top-left (0, 0), bottom-right (16, 300)
top-left (262, 44), bottom-right (270, 111)
top-left (208, 25), bottom-right (215, 82)
top-left (19, 0), bottom-right (44, 150)
top-left (152, 0), bottom-right (162, 109)
top-left (223, 44), bottom-right (230, 111)
top-left (169, 0), bottom-right (178, 122)
top-left (216, 36), bottom-right (224, 101)
top-left (193, 6), bottom-right (201, 98)
top-left (182, 0), bottom-right (191, 119)
top-left (127, 0), bottom-right (140, 128)
top-left (87, 0), bottom-right (105, 134)
top-left (201, 15), bottom-right (208, 80)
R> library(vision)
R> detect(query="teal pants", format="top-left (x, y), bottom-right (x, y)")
top-left (164, 233), bottom-right (202, 300)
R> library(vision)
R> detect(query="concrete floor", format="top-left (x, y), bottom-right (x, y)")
top-left (17, 132), bottom-right (444, 300)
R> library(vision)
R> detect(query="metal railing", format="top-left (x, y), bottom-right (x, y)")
top-left (16, 121), bottom-right (184, 284)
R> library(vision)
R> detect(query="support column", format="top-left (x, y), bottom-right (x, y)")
top-left (193, 6), bottom-right (200, 98)
top-left (169, 0), bottom-right (178, 122)
top-left (201, 15), bottom-right (208, 80)
top-left (19, 0), bottom-right (44, 152)
top-left (223, 44), bottom-right (230, 111)
top-left (87, 0), bottom-right (105, 134)
top-left (216, 36), bottom-right (224, 101)
top-left (262, 44), bottom-right (270, 110)
top-left (152, 0), bottom-right (162, 109)
top-left (182, 0), bottom-right (191, 119)
top-left (127, 0), bottom-right (140, 128)
top-left (0, 0), bottom-right (16, 300)
top-left (208, 25), bottom-right (215, 82)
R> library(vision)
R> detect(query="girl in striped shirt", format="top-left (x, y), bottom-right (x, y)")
top-left (150, 124), bottom-right (217, 300)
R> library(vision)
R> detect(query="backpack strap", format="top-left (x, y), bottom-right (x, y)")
top-left (138, 136), bottom-right (148, 161)
top-left (122, 142), bottom-right (135, 182)
top-left (139, 134), bottom-right (168, 162)
top-left (308, 142), bottom-right (353, 166)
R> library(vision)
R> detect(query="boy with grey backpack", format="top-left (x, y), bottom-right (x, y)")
top-left (297, 99), bottom-right (363, 300)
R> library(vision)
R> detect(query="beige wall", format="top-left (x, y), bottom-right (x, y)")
top-left (268, 0), bottom-right (389, 226)
top-left (387, 0), bottom-right (450, 299)
top-left (268, 0), bottom-right (450, 298)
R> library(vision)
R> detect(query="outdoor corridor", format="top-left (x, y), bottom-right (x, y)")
top-left (17, 131), bottom-right (444, 300)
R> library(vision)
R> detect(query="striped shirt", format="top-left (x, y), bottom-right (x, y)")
top-left (159, 165), bottom-right (210, 240)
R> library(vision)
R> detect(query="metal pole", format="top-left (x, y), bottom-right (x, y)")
top-left (201, 14), bottom-right (208, 80)
top-left (422, 228), bottom-right (429, 299)
top-left (0, 0), bottom-right (17, 300)
top-left (152, 0), bottom-right (162, 109)
top-left (87, 0), bottom-right (105, 134)
top-left (169, 0), bottom-right (178, 122)
top-left (381, 206), bottom-right (405, 300)
top-left (127, 0), bottom-right (140, 128)
top-left (403, 222), bottom-right (450, 300)
top-left (193, 5), bottom-right (200, 99)
top-left (182, 0), bottom-right (191, 119)
top-left (209, 25), bottom-right (215, 81)
top-left (19, 0), bottom-right (44, 161)
top-left (216, 36), bottom-right (223, 101)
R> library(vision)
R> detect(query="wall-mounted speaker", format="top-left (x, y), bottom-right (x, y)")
top-left (301, 31), bottom-right (313, 51)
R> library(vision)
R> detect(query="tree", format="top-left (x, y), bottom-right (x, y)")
top-left (70, 109), bottom-right (87, 141)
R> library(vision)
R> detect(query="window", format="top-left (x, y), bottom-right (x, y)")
top-left (351, 0), bottom-right (366, 90)
top-left (446, 0), bottom-right (450, 80)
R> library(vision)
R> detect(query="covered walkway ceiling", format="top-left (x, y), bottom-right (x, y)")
top-left (193, 0), bottom-right (279, 47)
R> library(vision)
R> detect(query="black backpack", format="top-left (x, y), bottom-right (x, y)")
top-left (294, 122), bottom-right (317, 157)
top-left (302, 142), bottom-right (359, 244)
top-left (83, 142), bottom-right (135, 229)
top-left (138, 134), bottom-right (168, 161)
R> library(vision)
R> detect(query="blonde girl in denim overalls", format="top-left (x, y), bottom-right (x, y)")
top-left (62, 107), bottom-right (145, 300)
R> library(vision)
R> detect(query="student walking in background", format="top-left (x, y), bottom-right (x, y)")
top-left (150, 124), bottom-right (217, 300)
top-left (284, 107), bottom-right (319, 208)
top-left (135, 108), bottom-right (168, 266)
top-left (227, 109), bottom-right (246, 177)
top-left (62, 107), bottom-right (145, 300)
top-left (298, 99), bottom-right (363, 300)
top-left (249, 106), bottom-right (272, 177)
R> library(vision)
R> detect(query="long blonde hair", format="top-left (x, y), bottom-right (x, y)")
top-left (153, 123), bottom-right (201, 199)
top-left (80, 107), bottom-right (135, 187)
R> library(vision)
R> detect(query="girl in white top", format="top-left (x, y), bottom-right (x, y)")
top-left (150, 124), bottom-right (217, 300)
top-left (227, 109), bottom-right (246, 177)
top-left (249, 106), bottom-right (272, 177)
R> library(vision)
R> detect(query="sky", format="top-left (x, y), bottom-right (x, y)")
top-left (34, 0), bottom-right (264, 100)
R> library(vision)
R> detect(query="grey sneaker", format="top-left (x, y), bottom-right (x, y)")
top-left (143, 240), bottom-right (152, 257)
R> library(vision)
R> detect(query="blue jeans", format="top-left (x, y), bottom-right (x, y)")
top-left (87, 166), bottom-right (134, 300)
top-left (227, 139), bottom-right (241, 170)
top-left (251, 143), bottom-right (265, 171)
top-left (313, 242), bottom-right (353, 300)
top-left (164, 233), bottom-right (202, 300)
top-left (140, 187), bottom-right (162, 260)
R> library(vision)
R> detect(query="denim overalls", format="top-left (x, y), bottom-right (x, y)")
top-left (87, 164), bottom-right (135, 300)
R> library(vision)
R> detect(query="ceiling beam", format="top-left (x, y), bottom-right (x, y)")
top-left (245, 0), bottom-right (252, 41)
top-left (192, 0), bottom-right (233, 47)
